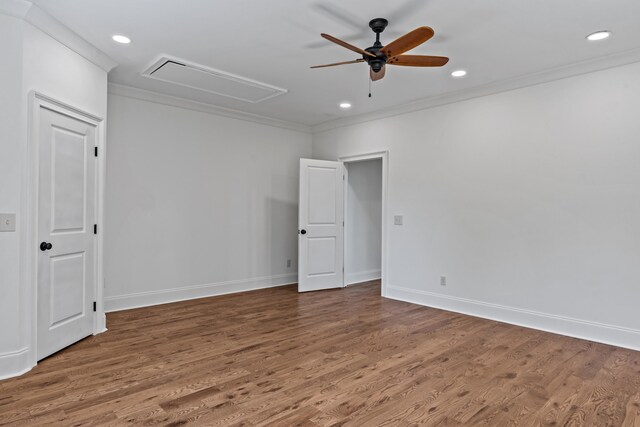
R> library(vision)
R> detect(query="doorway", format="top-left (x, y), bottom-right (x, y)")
top-left (344, 158), bottom-right (382, 287)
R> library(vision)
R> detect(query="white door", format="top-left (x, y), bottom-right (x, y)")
top-left (37, 106), bottom-right (97, 360)
top-left (298, 159), bottom-right (344, 292)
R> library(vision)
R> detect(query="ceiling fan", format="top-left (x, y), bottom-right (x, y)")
top-left (311, 18), bottom-right (449, 82)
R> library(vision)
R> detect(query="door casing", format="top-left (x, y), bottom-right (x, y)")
top-left (23, 92), bottom-right (107, 369)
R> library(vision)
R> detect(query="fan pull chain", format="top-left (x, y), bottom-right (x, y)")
top-left (369, 76), bottom-right (372, 98)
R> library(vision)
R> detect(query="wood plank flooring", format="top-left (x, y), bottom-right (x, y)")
top-left (2, 281), bottom-right (640, 426)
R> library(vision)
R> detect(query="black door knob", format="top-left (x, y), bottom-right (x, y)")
top-left (300, 229), bottom-right (307, 235)
top-left (40, 242), bottom-right (53, 251)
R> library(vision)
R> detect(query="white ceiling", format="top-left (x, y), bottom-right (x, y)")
top-left (31, 0), bottom-right (640, 127)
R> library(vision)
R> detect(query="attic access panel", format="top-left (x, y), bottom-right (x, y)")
top-left (142, 57), bottom-right (288, 103)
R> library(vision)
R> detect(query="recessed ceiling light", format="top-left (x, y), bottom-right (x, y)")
top-left (339, 102), bottom-right (352, 109)
top-left (586, 31), bottom-right (611, 42)
top-left (112, 34), bottom-right (131, 44)
top-left (451, 70), bottom-right (467, 78)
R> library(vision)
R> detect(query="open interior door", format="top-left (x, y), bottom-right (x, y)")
top-left (298, 159), bottom-right (344, 292)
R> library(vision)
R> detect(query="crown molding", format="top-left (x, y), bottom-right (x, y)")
top-left (24, 3), bottom-right (118, 72)
top-left (108, 83), bottom-right (312, 134)
top-left (0, 0), bottom-right (31, 18)
top-left (312, 47), bottom-right (640, 134)
top-left (0, 0), bottom-right (117, 72)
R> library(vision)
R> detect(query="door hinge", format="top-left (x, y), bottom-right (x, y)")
top-left (94, 224), bottom-right (97, 235)
top-left (93, 301), bottom-right (97, 312)
top-left (94, 147), bottom-right (98, 157)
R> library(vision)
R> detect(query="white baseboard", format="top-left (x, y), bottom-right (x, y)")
top-left (0, 347), bottom-right (33, 381)
top-left (385, 285), bottom-right (640, 352)
top-left (104, 273), bottom-right (298, 312)
top-left (346, 269), bottom-right (381, 286)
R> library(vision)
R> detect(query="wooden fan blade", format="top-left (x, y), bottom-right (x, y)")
top-left (381, 26), bottom-right (434, 57)
top-left (387, 55), bottom-right (449, 67)
top-left (310, 59), bottom-right (365, 69)
top-left (370, 65), bottom-right (386, 81)
top-left (321, 33), bottom-right (376, 58)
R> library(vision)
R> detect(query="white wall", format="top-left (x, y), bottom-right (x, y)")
top-left (23, 24), bottom-right (108, 117)
top-left (345, 159), bottom-right (382, 285)
top-left (313, 61), bottom-right (640, 350)
top-left (104, 93), bottom-right (312, 311)
top-left (0, 14), bottom-right (26, 368)
top-left (0, 12), bottom-right (108, 379)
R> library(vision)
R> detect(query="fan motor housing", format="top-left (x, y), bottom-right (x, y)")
top-left (364, 46), bottom-right (387, 72)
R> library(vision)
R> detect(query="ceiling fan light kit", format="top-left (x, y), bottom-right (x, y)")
top-left (312, 17), bottom-right (450, 84)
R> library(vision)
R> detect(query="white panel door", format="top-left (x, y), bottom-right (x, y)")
top-left (37, 107), bottom-right (96, 360)
top-left (298, 159), bottom-right (344, 292)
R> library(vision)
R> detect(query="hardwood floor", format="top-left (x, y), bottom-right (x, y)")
top-left (1, 281), bottom-right (640, 426)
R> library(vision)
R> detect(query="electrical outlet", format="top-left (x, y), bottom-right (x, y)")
top-left (286, 259), bottom-right (292, 268)
top-left (394, 215), bottom-right (403, 226)
top-left (440, 276), bottom-right (447, 286)
top-left (0, 213), bottom-right (16, 232)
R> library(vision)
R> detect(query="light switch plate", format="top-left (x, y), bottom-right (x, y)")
top-left (394, 215), bottom-right (403, 226)
top-left (0, 213), bottom-right (16, 232)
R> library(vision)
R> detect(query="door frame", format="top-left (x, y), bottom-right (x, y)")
top-left (23, 92), bottom-right (107, 369)
top-left (339, 151), bottom-right (389, 296)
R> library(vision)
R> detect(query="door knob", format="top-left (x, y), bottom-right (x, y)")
top-left (299, 229), bottom-right (307, 235)
top-left (40, 242), bottom-right (53, 251)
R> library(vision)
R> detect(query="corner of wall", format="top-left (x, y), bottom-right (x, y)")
top-left (0, 348), bottom-right (33, 381)
top-left (22, 2), bottom-right (117, 72)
